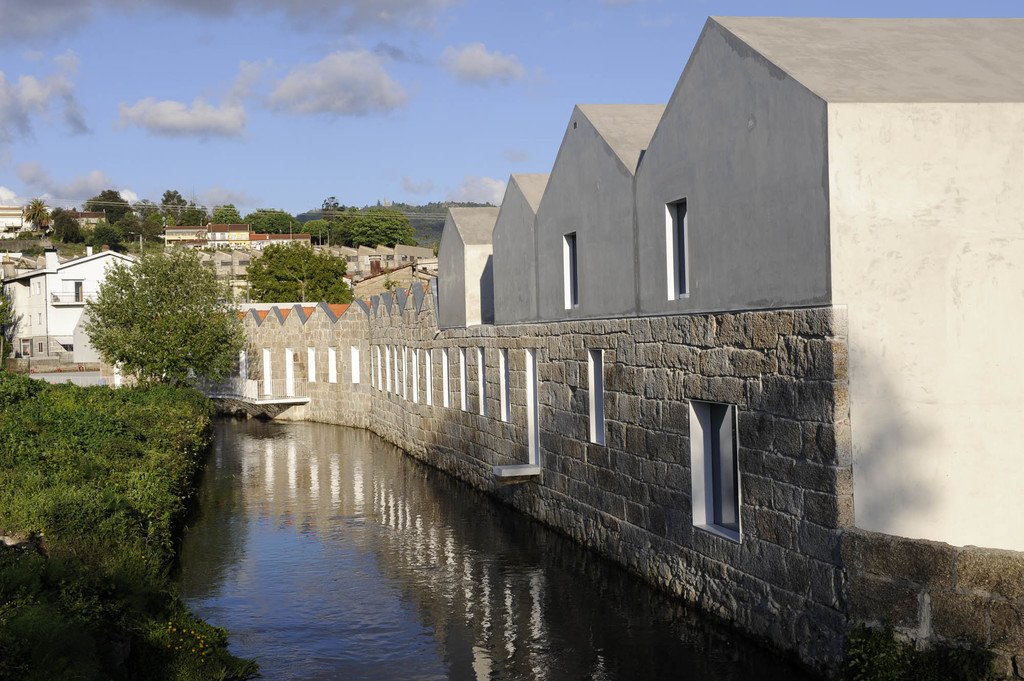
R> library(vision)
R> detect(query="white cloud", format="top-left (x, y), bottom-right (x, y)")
top-left (268, 50), bottom-right (406, 116)
top-left (17, 162), bottom-right (114, 204)
top-left (0, 0), bottom-right (457, 41)
top-left (118, 97), bottom-right (246, 138)
top-left (0, 185), bottom-right (21, 204)
top-left (441, 43), bottom-right (524, 86)
top-left (196, 186), bottom-right (256, 212)
top-left (0, 51), bottom-right (87, 146)
top-left (402, 177), bottom-right (434, 194)
top-left (119, 188), bottom-right (139, 204)
top-left (448, 175), bottom-right (505, 205)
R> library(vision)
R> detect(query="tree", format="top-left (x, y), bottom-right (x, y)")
top-left (243, 209), bottom-right (299, 234)
top-left (347, 207), bottom-right (416, 247)
top-left (85, 250), bottom-right (243, 385)
top-left (179, 202), bottom-right (208, 226)
top-left (84, 189), bottom-right (132, 225)
top-left (88, 221), bottom-right (124, 251)
top-left (211, 204), bottom-right (243, 224)
top-left (0, 289), bottom-right (16, 362)
top-left (134, 199), bottom-right (160, 220)
top-left (160, 190), bottom-right (187, 219)
top-left (23, 198), bottom-right (50, 232)
top-left (50, 208), bottom-right (83, 243)
top-left (304, 219), bottom-right (330, 245)
top-left (247, 243), bottom-right (352, 304)
top-left (140, 211), bottom-right (164, 239)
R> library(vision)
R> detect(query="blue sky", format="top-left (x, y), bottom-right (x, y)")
top-left (0, 0), bottom-right (1020, 215)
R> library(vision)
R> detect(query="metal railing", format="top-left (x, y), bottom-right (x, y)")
top-left (194, 376), bottom-right (308, 402)
top-left (51, 291), bottom-right (94, 304)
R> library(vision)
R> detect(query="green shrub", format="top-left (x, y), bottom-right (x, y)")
top-left (844, 624), bottom-right (996, 681)
top-left (0, 374), bottom-right (256, 680)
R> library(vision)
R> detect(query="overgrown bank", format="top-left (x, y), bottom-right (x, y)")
top-left (0, 373), bottom-right (257, 680)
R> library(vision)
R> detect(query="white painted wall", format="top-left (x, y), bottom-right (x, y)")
top-left (829, 103), bottom-right (1024, 551)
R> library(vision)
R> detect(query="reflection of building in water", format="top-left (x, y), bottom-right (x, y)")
top-left (220, 421), bottom-right (794, 680)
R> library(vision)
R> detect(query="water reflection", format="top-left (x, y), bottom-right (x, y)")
top-left (179, 419), bottom-right (815, 681)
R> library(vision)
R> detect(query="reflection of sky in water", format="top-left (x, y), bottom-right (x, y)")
top-left (179, 419), bottom-right (815, 681)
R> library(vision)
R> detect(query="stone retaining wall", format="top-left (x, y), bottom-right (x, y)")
top-left (237, 288), bottom-right (1024, 677)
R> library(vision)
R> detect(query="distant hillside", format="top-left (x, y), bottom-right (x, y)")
top-left (296, 201), bottom-right (494, 248)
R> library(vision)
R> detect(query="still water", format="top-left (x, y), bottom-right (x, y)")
top-left (179, 419), bottom-right (815, 681)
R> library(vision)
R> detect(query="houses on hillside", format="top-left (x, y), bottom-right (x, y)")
top-left (2, 247), bottom-right (135, 360)
top-left (0, 206), bottom-right (23, 239)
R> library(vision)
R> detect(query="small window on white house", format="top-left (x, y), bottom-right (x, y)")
top-left (350, 346), bottom-right (360, 384)
top-left (477, 347), bottom-right (487, 417)
top-left (442, 348), bottom-right (451, 408)
top-left (498, 348), bottom-right (510, 422)
top-left (525, 349), bottom-right (540, 465)
top-left (588, 349), bottom-right (605, 445)
top-left (307, 347), bottom-right (316, 382)
top-left (412, 348), bottom-right (420, 403)
top-left (328, 347), bottom-right (338, 383)
top-left (689, 401), bottom-right (741, 542)
top-left (459, 347), bottom-right (468, 411)
top-left (563, 232), bottom-right (579, 309)
top-left (425, 349), bottom-right (434, 406)
top-left (666, 199), bottom-right (689, 300)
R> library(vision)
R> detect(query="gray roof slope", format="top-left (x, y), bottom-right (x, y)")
top-left (449, 207), bottom-right (500, 246)
top-left (577, 104), bottom-right (665, 174)
top-left (510, 174), bottom-right (549, 213)
top-left (713, 17), bottom-right (1024, 103)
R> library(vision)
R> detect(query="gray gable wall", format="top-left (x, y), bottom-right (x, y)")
top-left (492, 175), bottom-right (547, 324)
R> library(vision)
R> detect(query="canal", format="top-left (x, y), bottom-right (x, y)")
top-left (179, 418), bottom-right (816, 680)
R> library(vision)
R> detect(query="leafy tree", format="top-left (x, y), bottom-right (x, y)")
top-left (0, 289), bottom-right (16, 361)
top-left (50, 208), bottom-right (83, 243)
top-left (134, 199), bottom-right (160, 219)
top-left (85, 250), bottom-right (243, 385)
top-left (23, 198), bottom-right (50, 232)
top-left (247, 243), bottom-right (352, 304)
top-left (347, 207), bottom-right (416, 247)
top-left (178, 202), bottom-right (208, 226)
top-left (304, 219), bottom-right (330, 245)
top-left (115, 211), bottom-right (140, 237)
top-left (160, 189), bottom-right (187, 218)
top-left (88, 221), bottom-right (124, 251)
top-left (211, 204), bottom-right (243, 224)
top-left (243, 209), bottom-right (299, 234)
top-left (84, 189), bottom-right (132, 225)
top-left (140, 211), bottom-right (164, 239)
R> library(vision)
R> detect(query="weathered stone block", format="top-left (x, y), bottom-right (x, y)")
top-left (738, 411), bottom-right (774, 450)
top-left (847, 573), bottom-right (920, 627)
top-left (841, 530), bottom-right (956, 590)
top-left (957, 548), bottom-right (1024, 600)
top-left (991, 602), bottom-right (1024, 651)
top-left (931, 591), bottom-right (990, 644)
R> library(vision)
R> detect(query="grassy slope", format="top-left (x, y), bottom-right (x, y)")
top-left (0, 373), bottom-right (256, 681)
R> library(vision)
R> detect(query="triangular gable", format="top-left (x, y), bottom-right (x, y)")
top-left (354, 299), bottom-right (371, 315)
top-left (380, 292), bottom-right (393, 315)
top-left (576, 104), bottom-right (665, 175)
top-left (396, 288), bottom-right (408, 313)
top-left (412, 282), bottom-right (425, 312)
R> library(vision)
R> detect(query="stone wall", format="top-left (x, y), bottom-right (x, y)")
top-left (241, 288), bottom-right (854, 674)
top-left (844, 529), bottom-right (1024, 677)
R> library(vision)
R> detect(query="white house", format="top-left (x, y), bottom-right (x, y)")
top-left (2, 248), bottom-right (135, 360)
top-left (0, 206), bottom-right (24, 239)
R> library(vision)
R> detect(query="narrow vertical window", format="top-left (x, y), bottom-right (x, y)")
top-left (238, 350), bottom-right (247, 379)
top-left (284, 348), bottom-right (295, 397)
top-left (385, 346), bottom-right (392, 393)
top-left (375, 347), bottom-right (382, 390)
top-left (666, 199), bottom-right (688, 299)
top-left (588, 348), bottom-right (605, 445)
top-left (525, 348), bottom-right (540, 465)
top-left (689, 401), bottom-right (741, 541)
top-left (425, 349), bottom-right (434, 406)
top-left (262, 348), bottom-right (272, 396)
top-left (393, 345), bottom-right (400, 394)
top-left (402, 346), bottom-right (409, 400)
top-left (459, 347), bottom-right (468, 411)
top-left (442, 348), bottom-right (451, 408)
top-left (412, 348), bottom-right (420, 403)
top-left (350, 346), bottom-right (360, 384)
top-left (563, 232), bottom-right (578, 309)
top-left (328, 347), bottom-right (338, 383)
top-left (499, 348), bottom-right (510, 422)
top-left (477, 347), bottom-right (487, 416)
top-left (307, 347), bottom-right (316, 383)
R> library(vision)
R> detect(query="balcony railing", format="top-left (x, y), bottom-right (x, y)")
top-left (51, 291), bottom-right (94, 305)
top-left (194, 376), bottom-right (309, 403)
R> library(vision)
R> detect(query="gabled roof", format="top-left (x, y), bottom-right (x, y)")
top-left (448, 207), bottom-right (500, 246)
top-left (712, 17), bottom-right (1024, 103)
top-left (576, 104), bottom-right (665, 174)
top-left (3, 250), bottom-right (135, 282)
top-left (510, 174), bottom-right (549, 213)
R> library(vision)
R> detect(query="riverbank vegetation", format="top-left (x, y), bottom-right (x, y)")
top-left (0, 372), bottom-right (256, 680)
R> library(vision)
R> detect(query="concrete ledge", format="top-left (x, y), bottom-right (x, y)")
top-left (493, 464), bottom-right (541, 478)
